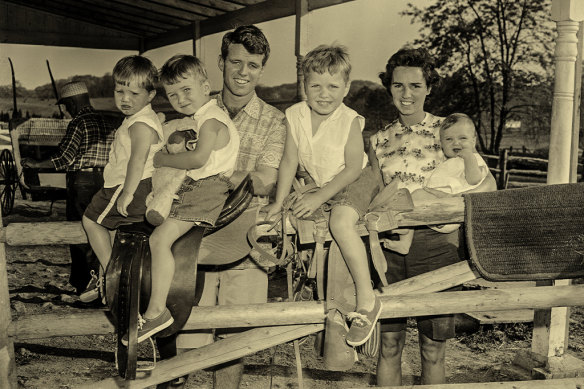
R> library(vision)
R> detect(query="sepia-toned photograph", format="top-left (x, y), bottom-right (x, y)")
top-left (1, 0), bottom-right (583, 388)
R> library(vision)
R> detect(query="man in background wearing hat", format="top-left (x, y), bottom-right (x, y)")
top-left (22, 81), bottom-right (116, 301)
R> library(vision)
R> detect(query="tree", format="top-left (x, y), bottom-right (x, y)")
top-left (402, 0), bottom-right (555, 153)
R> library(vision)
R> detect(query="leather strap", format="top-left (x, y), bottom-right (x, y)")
top-left (312, 220), bottom-right (328, 300)
top-left (365, 212), bottom-right (391, 286)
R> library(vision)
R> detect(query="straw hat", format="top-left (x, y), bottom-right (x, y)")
top-left (56, 81), bottom-right (89, 104)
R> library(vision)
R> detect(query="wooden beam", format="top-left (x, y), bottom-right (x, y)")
top-left (295, 0), bottom-right (309, 101)
top-left (4, 0), bottom-right (163, 35)
top-left (142, 0), bottom-right (224, 18)
top-left (9, 284), bottom-right (584, 340)
top-left (50, 0), bottom-right (181, 31)
top-left (570, 21), bottom-right (583, 182)
top-left (0, 196), bottom-right (464, 246)
top-left (374, 377), bottom-right (584, 389)
top-left (534, 0), bottom-right (584, 366)
top-left (296, 197), bottom-right (465, 244)
top-left (143, 0), bottom-right (355, 51)
top-left (0, 210), bottom-right (16, 388)
top-left (77, 323), bottom-right (324, 389)
top-left (0, 2), bottom-right (142, 50)
top-left (9, 260), bottom-right (474, 340)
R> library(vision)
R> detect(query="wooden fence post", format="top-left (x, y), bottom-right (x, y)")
top-left (514, 0), bottom-right (584, 378)
top-left (0, 209), bottom-right (17, 388)
top-left (498, 148), bottom-right (508, 189)
top-left (295, 0), bottom-right (309, 102)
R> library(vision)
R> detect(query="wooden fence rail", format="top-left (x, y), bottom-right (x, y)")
top-left (481, 149), bottom-right (583, 189)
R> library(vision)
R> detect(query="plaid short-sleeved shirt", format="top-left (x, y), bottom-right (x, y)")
top-left (214, 92), bottom-right (286, 269)
top-left (370, 113), bottom-right (445, 192)
top-left (51, 106), bottom-right (115, 171)
top-left (214, 92), bottom-right (286, 173)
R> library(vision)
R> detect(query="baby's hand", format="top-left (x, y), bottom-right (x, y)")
top-left (456, 148), bottom-right (474, 160)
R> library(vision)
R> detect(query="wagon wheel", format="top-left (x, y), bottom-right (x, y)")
top-left (0, 149), bottom-right (17, 216)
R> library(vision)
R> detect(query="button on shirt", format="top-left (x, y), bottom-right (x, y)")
top-left (51, 106), bottom-right (115, 171)
top-left (370, 113), bottom-right (444, 192)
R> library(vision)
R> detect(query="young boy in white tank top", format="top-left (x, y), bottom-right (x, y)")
top-left (265, 45), bottom-right (382, 347)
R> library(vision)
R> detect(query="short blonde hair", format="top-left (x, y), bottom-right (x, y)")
top-left (302, 44), bottom-right (351, 83)
top-left (159, 54), bottom-right (208, 85)
top-left (112, 55), bottom-right (158, 92)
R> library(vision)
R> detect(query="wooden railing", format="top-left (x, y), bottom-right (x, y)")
top-left (481, 149), bottom-right (583, 189)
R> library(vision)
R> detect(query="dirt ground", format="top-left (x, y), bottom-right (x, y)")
top-left (5, 196), bottom-right (584, 388)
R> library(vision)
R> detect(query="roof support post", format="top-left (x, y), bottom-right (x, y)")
top-left (295, 0), bottom-right (309, 102)
top-left (192, 21), bottom-right (201, 57)
top-left (514, 0), bottom-right (584, 379)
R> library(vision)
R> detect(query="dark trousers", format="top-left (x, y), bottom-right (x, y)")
top-left (66, 170), bottom-right (104, 293)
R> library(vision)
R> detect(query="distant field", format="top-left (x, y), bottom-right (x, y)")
top-left (0, 97), bottom-right (118, 118)
top-left (0, 96), bottom-right (555, 153)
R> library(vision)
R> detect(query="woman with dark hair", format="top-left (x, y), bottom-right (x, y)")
top-left (369, 48), bottom-right (496, 386)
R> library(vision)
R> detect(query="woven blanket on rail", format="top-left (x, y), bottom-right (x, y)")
top-left (464, 183), bottom-right (584, 281)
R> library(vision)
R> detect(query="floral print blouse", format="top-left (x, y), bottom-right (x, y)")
top-left (370, 112), bottom-right (445, 192)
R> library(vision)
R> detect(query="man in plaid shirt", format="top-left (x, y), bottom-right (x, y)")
top-left (22, 81), bottom-right (115, 298)
top-left (155, 25), bottom-right (286, 389)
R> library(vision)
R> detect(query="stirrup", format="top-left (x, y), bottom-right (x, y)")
top-left (115, 337), bottom-right (157, 373)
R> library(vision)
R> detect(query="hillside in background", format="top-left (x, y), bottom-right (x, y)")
top-left (0, 75), bottom-right (555, 152)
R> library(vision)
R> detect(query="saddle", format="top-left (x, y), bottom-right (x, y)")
top-left (104, 173), bottom-right (254, 379)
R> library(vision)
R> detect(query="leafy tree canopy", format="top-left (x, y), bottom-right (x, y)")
top-left (403, 0), bottom-right (555, 153)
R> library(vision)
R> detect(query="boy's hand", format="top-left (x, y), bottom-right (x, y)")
top-left (262, 202), bottom-right (283, 221)
top-left (292, 192), bottom-right (324, 219)
top-left (153, 150), bottom-right (166, 168)
top-left (117, 191), bottom-right (134, 217)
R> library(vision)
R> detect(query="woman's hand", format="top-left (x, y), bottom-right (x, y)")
top-left (292, 192), bottom-right (324, 219)
top-left (422, 187), bottom-right (453, 198)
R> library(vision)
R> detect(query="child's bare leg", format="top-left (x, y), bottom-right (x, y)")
top-left (329, 206), bottom-right (375, 311)
top-left (147, 218), bottom-right (194, 320)
top-left (82, 215), bottom-right (113, 271)
top-left (382, 229), bottom-right (414, 255)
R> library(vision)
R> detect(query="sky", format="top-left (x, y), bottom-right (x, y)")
top-left (0, 0), bottom-right (424, 91)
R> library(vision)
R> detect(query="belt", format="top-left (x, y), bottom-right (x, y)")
top-left (78, 167), bottom-right (104, 172)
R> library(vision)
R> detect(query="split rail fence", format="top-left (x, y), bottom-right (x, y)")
top-left (1, 196), bottom-right (583, 388)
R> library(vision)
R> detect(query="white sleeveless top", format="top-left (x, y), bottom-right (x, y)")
top-left (286, 102), bottom-right (367, 187)
top-left (187, 100), bottom-right (240, 181)
top-left (103, 104), bottom-right (164, 188)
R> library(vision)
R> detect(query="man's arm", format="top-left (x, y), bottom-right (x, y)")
top-left (235, 114), bottom-right (286, 196)
top-left (22, 121), bottom-right (82, 170)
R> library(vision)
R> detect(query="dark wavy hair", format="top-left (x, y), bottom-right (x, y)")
top-left (379, 48), bottom-right (439, 94)
top-left (220, 25), bottom-right (270, 66)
